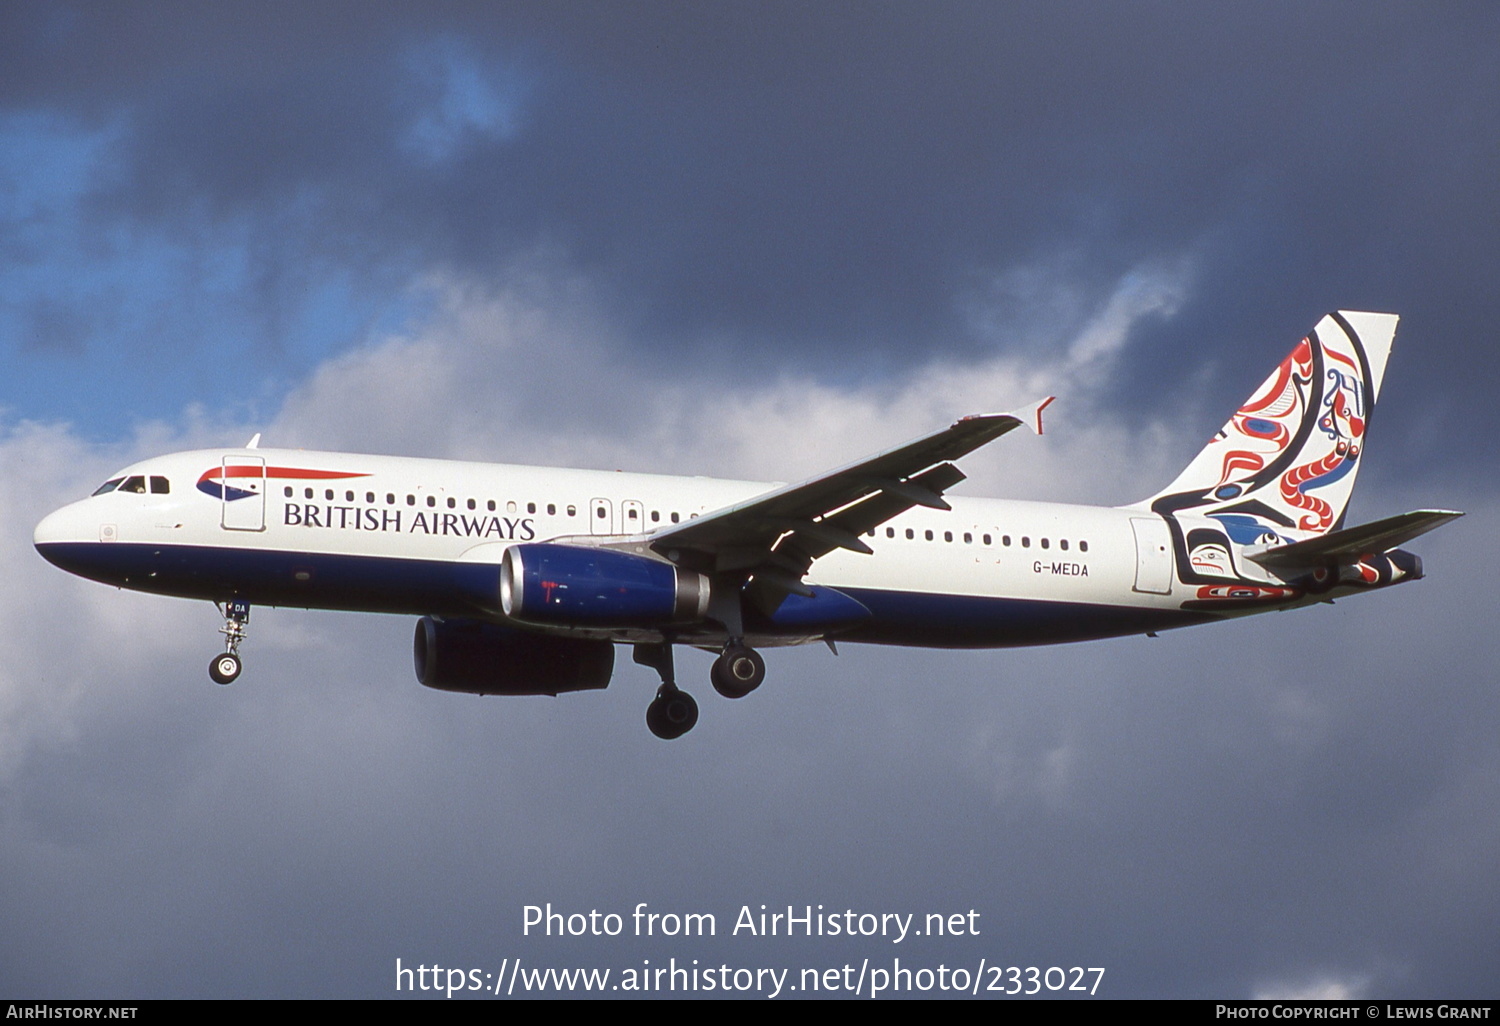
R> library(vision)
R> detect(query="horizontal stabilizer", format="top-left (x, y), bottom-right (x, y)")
top-left (1249, 509), bottom-right (1463, 569)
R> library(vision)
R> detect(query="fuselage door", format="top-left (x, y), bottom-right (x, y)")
top-left (221, 456), bottom-right (266, 532)
top-left (1130, 516), bottom-right (1173, 594)
top-left (590, 497), bottom-right (613, 535)
top-left (622, 499), bottom-right (644, 535)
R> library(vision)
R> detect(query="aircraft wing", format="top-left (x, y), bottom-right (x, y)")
top-left (1248, 509), bottom-right (1464, 570)
top-left (647, 398), bottom-right (1053, 595)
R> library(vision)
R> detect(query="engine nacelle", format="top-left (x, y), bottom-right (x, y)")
top-left (413, 616), bottom-right (614, 695)
top-left (500, 543), bottom-right (710, 628)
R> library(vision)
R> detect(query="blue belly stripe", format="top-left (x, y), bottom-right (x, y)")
top-left (36, 541), bottom-right (1213, 646)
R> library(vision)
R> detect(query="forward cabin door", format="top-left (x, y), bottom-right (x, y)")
top-left (1130, 516), bottom-right (1173, 594)
top-left (221, 456), bottom-right (266, 531)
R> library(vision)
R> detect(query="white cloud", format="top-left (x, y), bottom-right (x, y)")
top-left (1252, 973), bottom-right (1373, 1000)
top-left (2, 253), bottom-right (1191, 785)
top-left (272, 255), bottom-right (1197, 506)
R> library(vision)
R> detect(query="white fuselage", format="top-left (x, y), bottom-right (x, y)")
top-left (33, 446), bottom-right (1285, 650)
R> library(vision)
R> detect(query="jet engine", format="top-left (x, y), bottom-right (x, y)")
top-left (499, 543), bottom-right (710, 628)
top-left (413, 616), bottom-right (614, 695)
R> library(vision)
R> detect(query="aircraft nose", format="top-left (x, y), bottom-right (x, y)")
top-left (34, 501), bottom-right (93, 565)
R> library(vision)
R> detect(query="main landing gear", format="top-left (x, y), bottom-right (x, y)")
top-left (711, 643), bottom-right (765, 699)
top-left (635, 643), bottom-right (698, 741)
top-left (209, 599), bottom-right (250, 685)
top-left (635, 639), bottom-right (767, 739)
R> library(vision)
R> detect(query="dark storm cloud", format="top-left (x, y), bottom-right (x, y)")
top-left (4, 2), bottom-right (1496, 456)
top-left (2, 508), bottom-right (1492, 997)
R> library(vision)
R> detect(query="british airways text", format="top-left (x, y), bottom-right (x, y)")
top-left (283, 504), bottom-right (536, 540)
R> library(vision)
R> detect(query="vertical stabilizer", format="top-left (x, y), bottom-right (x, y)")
top-left (1136, 311), bottom-right (1397, 538)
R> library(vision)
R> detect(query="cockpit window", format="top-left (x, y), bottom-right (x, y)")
top-left (119, 476), bottom-right (147, 494)
top-left (150, 476), bottom-right (170, 494)
top-left (91, 478), bottom-right (124, 496)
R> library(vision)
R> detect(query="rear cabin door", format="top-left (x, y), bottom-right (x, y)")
top-left (1130, 516), bottom-right (1173, 594)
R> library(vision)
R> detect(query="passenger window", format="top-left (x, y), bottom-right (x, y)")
top-left (651, 511), bottom-right (660, 523)
top-left (886, 528), bottom-right (895, 538)
top-left (527, 502), bottom-right (536, 514)
top-left (489, 500), bottom-right (497, 511)
top-left (548, 504), bottom-right (556, 515)
top-left (627, 508), bottom-right (638, 520)
top-left (1041, 538), bottom-right (1049, 549)
top-left (150, 476), bottom-right (170, 494)
top-left (367, 492), bottom-right (375, 503)
top-left (1022, 537), bottom-right (1030, 548)
top-left (906, 528), bottom-right (914, 540)
top-left (1080, 540), bottom-right (1089, 553)
top-left (92, 478), bottom-right (124, 496)
top-left (427, 496), bottom-right (436, 507)
top-left (305, 488), bottom-right (314, 499)
top-left (387, 493), bottom-right (395, 504)
top-left (983, 534), bottom-right (992, 545)
top-left (671, 513), bottom-right (680, 524)
top-left (1003, 535), bottom-right (1012, 546)
top-left (284, 486), bottom-right (293, 498)
top-left (325, 489), bottom-right (334, 500)
top-left (407, 495), bottom-right (415, 506)
top-left (467, 498), bottom-right (476, 510)
top-left (447, 497), bottom-right (455, 508)
top-left (345, 490), bottom-right (354, 502)
top-left (1060, 539), bottom-right (1069, 551)
top-left (964, 533), bottom-right (972, 544)
top-left (567, 505), bottom-right (576, 516)
top-left (944, 531), bottom-right (953, 542)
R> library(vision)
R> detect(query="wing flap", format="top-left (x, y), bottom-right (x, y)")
top-left (648, 400), bottom-right (1052, 582)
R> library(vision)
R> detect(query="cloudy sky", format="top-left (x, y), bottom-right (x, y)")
top-left (2, 1), bottom-right (1496, 999)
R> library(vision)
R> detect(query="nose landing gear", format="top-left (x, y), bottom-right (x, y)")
top-left (209, 599), bottom-right (250, 685)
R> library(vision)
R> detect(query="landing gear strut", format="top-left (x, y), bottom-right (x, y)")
top-left (635, 643), bottom-right (698, 740)
top-left (711, 642), bottom-right (765, 699)
top-left (210, 599), bottom-right (250, 685)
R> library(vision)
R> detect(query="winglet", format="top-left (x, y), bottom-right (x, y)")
top-left (1014, 396), bottom-right (1055, 435)
top-left (246, 433), bottom-right (262, 450)
top-left (957, 396), bottom-right (1054, 437)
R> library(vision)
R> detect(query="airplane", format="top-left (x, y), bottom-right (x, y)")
top-left (34, 311), bottom-right (1462, 739)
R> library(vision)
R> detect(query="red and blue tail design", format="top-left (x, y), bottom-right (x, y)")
top-left (1139, 311), bottom-right (1396, 540)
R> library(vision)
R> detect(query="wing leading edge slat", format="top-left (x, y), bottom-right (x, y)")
top-left (647, 399), bottom-right (1053, 588)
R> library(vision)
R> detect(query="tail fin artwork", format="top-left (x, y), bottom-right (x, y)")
top-left (1138, 311), bottom-right (1397, 540)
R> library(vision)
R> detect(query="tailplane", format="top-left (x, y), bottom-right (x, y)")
top-left (1248, 509), bottom-right (1463, 570)
top-left (1138, 311), bottom-right (1397, 538)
